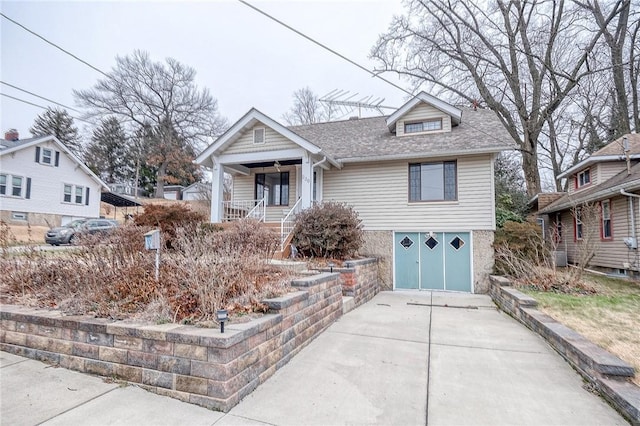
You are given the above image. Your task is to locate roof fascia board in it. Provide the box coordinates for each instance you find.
[386,92,462,129]
[558,154,640,179]
[540,179,640,213]
[219,148,309,165]
[337,146,509,164]
[1,135,109,190]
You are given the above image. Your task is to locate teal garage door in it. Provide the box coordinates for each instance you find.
[394,232,471,292]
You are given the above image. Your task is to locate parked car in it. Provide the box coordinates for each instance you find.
[45,219,118,245]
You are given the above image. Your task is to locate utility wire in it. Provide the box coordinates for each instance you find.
[0,12,109,78]
[1,81,82,113]
[237,0,511,147]
[237,0,413,98]
[1,93,96,125]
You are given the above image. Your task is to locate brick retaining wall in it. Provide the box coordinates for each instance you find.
[315,257,379,308]
[489,275,640,424]
[0,272,343,412]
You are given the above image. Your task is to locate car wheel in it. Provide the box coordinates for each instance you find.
[69,234,78,245]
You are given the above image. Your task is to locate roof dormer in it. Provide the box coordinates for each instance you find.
[386,92,462,136]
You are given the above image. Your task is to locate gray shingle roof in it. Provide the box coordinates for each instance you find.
[0,137,39,150]
[288,107,513,162]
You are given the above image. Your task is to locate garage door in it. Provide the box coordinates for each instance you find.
[394,232,471,292]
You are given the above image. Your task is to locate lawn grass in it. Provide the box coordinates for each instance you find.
[523,274,640,386]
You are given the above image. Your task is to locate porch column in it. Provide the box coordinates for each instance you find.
[211,155,224,223]
[300,152,313,209]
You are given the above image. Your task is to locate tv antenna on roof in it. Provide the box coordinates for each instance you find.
[319,89,397,119]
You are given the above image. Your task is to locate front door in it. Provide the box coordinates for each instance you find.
[394,231,472,292]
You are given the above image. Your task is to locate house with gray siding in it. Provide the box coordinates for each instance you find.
[537,133,640,275]
[196,92,512,293]
[0,134,109,227]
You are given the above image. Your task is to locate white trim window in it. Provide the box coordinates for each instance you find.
[577,169,591,188]
[63,183,85,204]
[0,174,6,195]
[253,128,266,145]
[404,118,442,134]
[11,175,23,197]
[41,148,53,165]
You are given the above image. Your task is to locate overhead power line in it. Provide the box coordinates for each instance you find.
[1,81,81,113]
[1,92,96,125]
[237,0,413,98]
[0,12,109,78]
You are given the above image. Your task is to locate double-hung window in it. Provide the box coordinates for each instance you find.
[63,184,73,203]
[409,161,457,201]
[11,176,23,197]
[255,172,289,206]
[577,169,591,188]
[602,200,612,239]
[75,186,84,204]
[41,148,52,165]
[0,174,6,195]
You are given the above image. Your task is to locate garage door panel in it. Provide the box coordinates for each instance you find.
[444,232,472,292]
[420,232,445,290]
[395,232,419,289]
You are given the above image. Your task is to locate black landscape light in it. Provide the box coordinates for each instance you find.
[329,262,335,273]
[216,309,228,333]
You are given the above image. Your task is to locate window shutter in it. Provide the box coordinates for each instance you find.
[55,151,60,167]
[35,147,41,163]
[26,178,32,199]
[85,187,90,205]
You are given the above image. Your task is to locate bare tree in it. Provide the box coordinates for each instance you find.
[283,87,335,125]
[372,0,625,197]
[74,50,227,197]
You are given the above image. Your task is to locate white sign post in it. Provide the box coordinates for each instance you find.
[144,229,161,281]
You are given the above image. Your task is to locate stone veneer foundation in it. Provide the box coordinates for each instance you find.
[0,259,380,413]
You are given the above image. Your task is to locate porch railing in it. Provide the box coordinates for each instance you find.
[222,198,266,222]
[280,197,303,250]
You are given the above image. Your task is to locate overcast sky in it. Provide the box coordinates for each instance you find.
[1,0,412,143]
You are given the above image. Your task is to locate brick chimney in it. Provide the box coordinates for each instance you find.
[4,129,19,141]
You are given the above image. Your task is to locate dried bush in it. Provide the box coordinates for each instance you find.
[0,220,291,324]
[292,202,363,259]
[494,220,597,294]
[133,203,206,248]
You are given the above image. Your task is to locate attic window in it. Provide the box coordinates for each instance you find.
[577,169,591,188]
[404,118,442,134]
[253,128,265,145]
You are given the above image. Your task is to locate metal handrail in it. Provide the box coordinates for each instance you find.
[246,196,266,221]
[280,197,303,250]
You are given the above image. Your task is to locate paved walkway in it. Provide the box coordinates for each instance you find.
[1,292,627,425]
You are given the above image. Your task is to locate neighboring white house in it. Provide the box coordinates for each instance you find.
[195,92,512,293]
[0,135,109,227]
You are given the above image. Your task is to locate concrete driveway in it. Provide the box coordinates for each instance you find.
[1,291,627,425]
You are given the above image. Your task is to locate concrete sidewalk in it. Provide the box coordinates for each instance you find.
[1,291,627,425]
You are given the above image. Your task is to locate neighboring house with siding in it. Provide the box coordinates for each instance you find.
[536,133,640,275]
[182,182,211,201]
[0,135,109,227]
[196,92,512,293]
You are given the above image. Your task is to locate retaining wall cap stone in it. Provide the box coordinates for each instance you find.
[291,272,339,287]
[262,291,308,310]
[502,287,538,307]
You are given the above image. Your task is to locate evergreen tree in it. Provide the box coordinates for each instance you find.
[84,117,132,183]
[30,107,82,154]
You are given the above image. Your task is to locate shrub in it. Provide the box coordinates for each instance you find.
[133,204,206,248]
[0,220,291,324]
[292,202,363,259]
